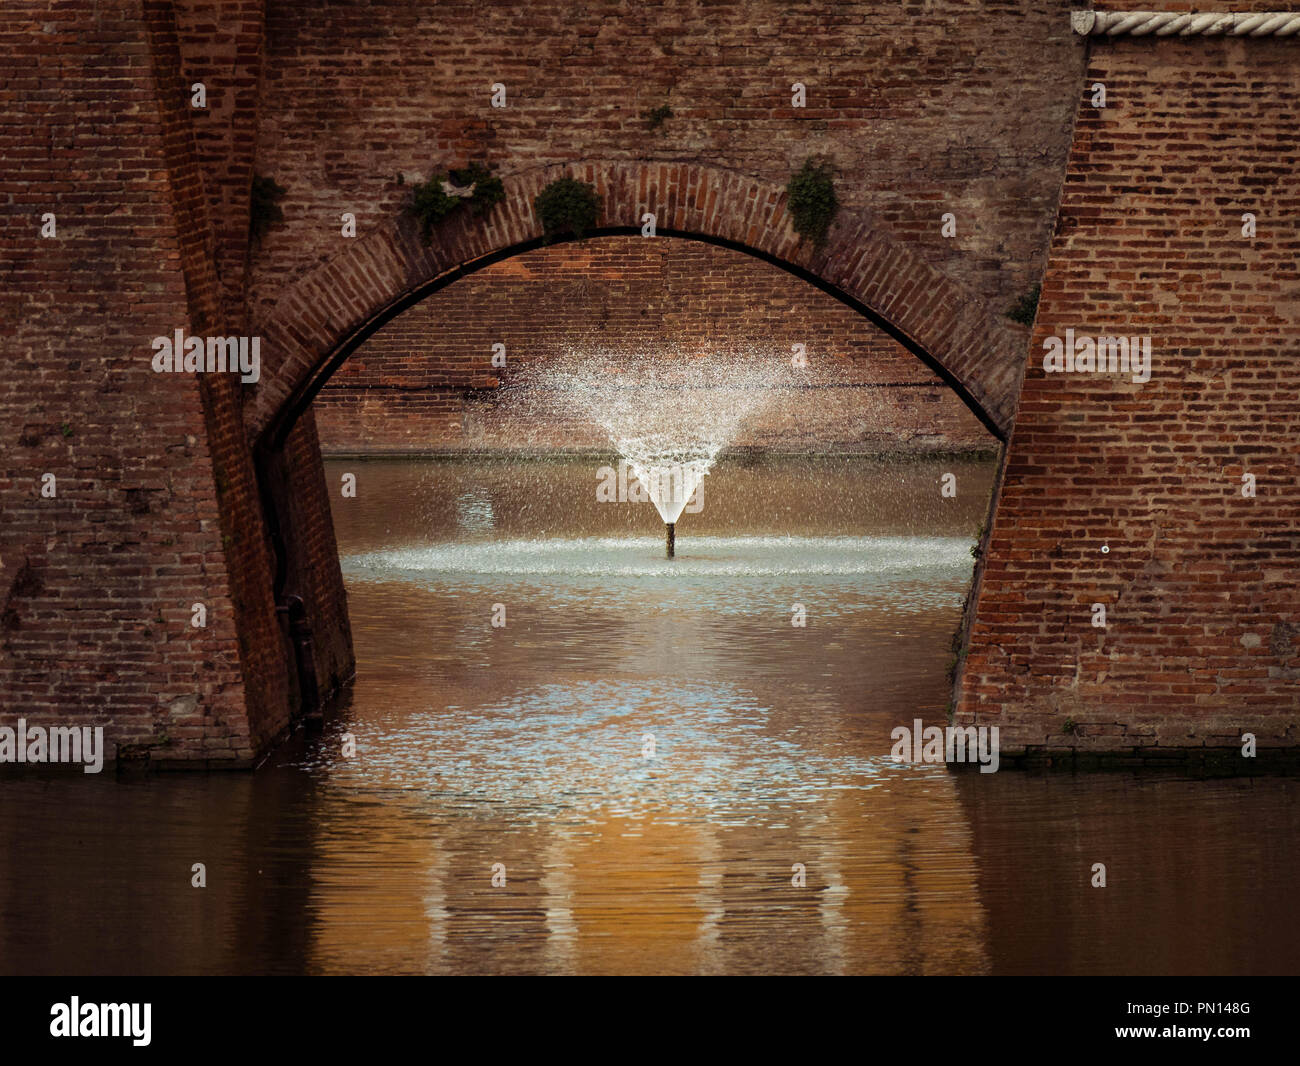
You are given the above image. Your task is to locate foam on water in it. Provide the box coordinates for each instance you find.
[342,534,974,580]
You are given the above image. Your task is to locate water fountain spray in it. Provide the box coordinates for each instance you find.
[628,456,710,559]
[503,345,802,558]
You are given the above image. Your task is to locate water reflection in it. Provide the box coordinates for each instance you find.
[0,457,1295,975]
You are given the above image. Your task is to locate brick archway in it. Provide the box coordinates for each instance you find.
[247,161,1028,446]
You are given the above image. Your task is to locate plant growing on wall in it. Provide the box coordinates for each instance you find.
[644,103,673,131]
[249,175,287,243]
[410,162,506,243]
[1007,284,1041,327]
[786,157,838,247]
[534,176,600,240]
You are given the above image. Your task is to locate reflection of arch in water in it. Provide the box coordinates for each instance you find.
[291,721,993,972]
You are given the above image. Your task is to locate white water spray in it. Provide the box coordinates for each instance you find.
[505,347,802,555]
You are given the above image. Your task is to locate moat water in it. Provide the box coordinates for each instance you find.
[0,456,1296,975]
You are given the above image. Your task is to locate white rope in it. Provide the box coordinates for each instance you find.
[1072,10,1300,36]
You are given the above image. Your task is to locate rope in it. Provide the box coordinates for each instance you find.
[1071,10,1300,36]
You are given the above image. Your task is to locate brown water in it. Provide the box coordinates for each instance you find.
[0,456,1296,975]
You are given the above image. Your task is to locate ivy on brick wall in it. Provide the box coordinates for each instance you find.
[1007,284,1041,327]
[786,157,838,248]
[249,175,287,243]
[644,103,673,131]
[410,162,506,243]
[534,176,600,241]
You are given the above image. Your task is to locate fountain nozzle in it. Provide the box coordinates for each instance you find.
[665,522,676,559]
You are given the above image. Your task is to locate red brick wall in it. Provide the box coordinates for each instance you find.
[8,1,1298,767]
[263,408,354,705]
[313,235,993,454]
[0,0,273,765]
[957,32,1300,756]
[248,0,1087,323]
[170,0,354,746]
[171,0,266,321]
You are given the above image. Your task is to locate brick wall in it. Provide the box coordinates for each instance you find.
[0,1,270,765]
[7,0,1298,767]
[956,32,1300,757]
[172,0,266,319]
[313,235,993,454]
[248,0,1086,323]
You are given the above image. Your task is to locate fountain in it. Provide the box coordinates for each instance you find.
[624,456,710,558]
[504,346,799,557]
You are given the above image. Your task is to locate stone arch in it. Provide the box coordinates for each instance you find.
[246,161,1028,446]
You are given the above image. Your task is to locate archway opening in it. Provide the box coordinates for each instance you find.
[251,222,1016,738]
[261,226,1009,453]
[248,233,1005,973]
